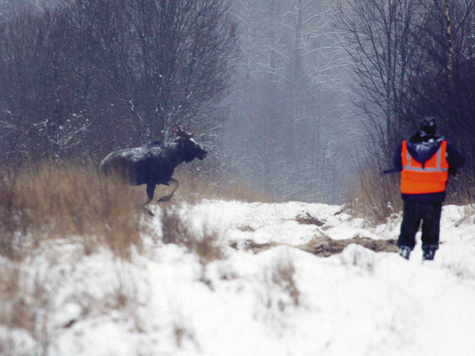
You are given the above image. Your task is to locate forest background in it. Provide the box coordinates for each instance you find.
[0,0,473,220]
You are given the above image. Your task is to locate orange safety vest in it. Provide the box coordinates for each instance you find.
[401,140,449,194]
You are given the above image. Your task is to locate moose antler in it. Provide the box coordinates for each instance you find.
[172,124,194,141]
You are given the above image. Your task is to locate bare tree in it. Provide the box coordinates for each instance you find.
[338,0,425,217]
[406,0,475,200]
[67,0,237,141]
[338,0,475,216]
[339,0,424,154]
[0,0,237,166]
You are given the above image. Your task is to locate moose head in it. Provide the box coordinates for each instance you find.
[172,124,208,162]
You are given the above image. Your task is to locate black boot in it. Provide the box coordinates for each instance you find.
[422,246,437,261]
[398,246,411,260]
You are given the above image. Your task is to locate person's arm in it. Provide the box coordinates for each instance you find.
[446,143,465,169]
[392,144,403,171]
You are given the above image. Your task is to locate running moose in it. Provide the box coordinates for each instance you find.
[100,124,208,214]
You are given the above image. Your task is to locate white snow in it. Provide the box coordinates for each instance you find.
[2,201,475,356]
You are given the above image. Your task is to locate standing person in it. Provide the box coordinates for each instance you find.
[392,117,465,261]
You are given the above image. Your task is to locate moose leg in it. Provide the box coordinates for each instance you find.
[158,179,179,202]
[145,183,156,204]
[144,183,156,216]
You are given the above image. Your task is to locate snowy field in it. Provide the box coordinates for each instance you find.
[3,200,475,356]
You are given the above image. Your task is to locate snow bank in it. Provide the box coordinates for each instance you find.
[1,201,474,356]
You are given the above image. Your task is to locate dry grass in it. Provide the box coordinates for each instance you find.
[0,162,144,260]
[172,169,276,203]
[160,205,224,265]
[0,161,151,353]
[299,236,398,257]
[0,262,29,331]
[348,166,402,222]
[0,259,53,355]
[295,212,325,226]
[0,253,146,355]
[0,162,270,354]
[256,254,301,328]
[159,204,224,288]
[269,256,300,308]
[451,177,475,224]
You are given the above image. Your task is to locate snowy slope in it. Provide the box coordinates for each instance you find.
[3,201,475,356]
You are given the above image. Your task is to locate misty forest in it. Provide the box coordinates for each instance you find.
[0,0,474,214]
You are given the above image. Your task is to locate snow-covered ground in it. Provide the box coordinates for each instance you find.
[2,200,475,356]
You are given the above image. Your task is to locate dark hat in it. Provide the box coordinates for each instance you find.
[420,117,437,134]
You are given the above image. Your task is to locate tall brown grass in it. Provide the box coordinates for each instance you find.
[348,165,402,223]
[0,162,144,260]
[172,169,276,203]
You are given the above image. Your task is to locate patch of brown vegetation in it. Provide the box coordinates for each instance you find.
[232,236,398,257]
[160,205,224,264]
[269,257,300,307]
[294,212,325,226]
[172,169,277,203]
[229,239,278,253]
[298,236,398,257]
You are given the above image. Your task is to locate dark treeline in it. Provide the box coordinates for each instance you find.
[0,0,236,167]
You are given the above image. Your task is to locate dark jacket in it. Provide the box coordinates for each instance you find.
[392,131,465,202]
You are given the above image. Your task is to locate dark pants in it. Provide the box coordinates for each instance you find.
[397,201,442,251]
